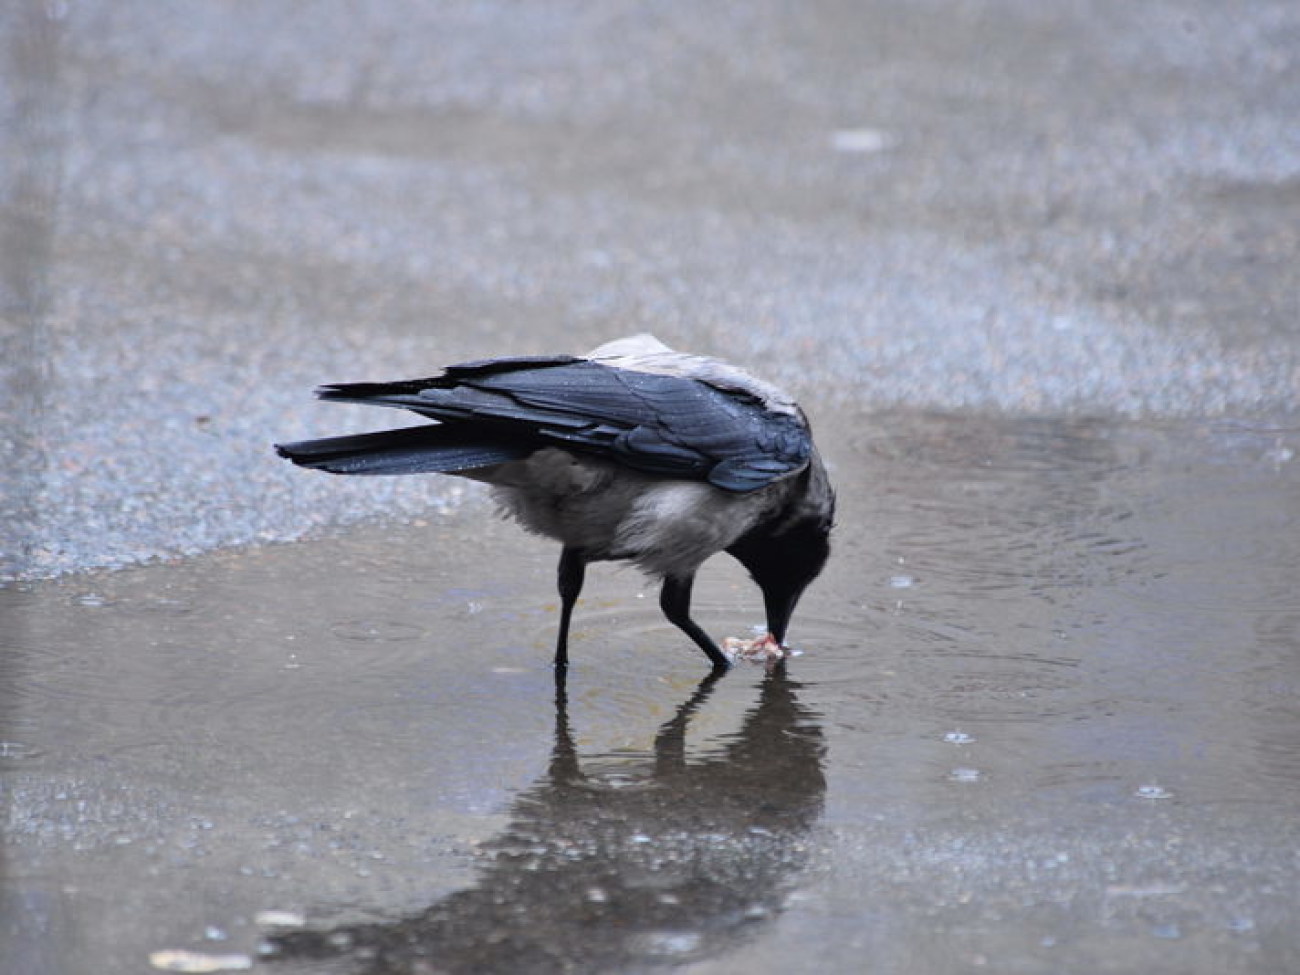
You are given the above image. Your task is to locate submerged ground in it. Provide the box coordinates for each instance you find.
[4,2,1300,973]
[6,412,1300,974]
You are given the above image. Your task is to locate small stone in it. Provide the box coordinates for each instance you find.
[254,910,305,928]
[1134,784,1173,800]
[148,949,253,972]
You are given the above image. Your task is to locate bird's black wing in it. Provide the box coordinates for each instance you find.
[315,357,810,492]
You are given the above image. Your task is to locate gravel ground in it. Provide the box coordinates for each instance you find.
[3,0,1299,579]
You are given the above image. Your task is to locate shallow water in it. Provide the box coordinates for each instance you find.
[4,410,1300,973]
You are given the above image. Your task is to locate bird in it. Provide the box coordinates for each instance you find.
[274,334,834,673]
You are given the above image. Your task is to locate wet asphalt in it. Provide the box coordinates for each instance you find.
[5,0,1300,581]
[4,1,1300,973]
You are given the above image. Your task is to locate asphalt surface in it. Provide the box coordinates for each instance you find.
[4,3,1300,975]
[6,412,1300,975]
[3,0,1299,580]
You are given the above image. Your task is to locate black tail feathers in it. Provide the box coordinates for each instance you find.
[274,425,529,476]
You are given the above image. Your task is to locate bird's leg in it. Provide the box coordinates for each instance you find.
[659,574,732,672]
[554,547,586,672]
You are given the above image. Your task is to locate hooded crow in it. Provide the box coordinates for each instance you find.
[275,335,834,673]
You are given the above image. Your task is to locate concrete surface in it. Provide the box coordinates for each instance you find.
[6,413,1300,974]
[3,0,1298,580]
[3,2,1300,973]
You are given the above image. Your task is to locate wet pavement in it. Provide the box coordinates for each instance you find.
[5,1,1300,973]
[5,0,1300,581]
[7,412,1300,973]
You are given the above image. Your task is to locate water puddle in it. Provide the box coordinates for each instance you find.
[4,410,1300,973]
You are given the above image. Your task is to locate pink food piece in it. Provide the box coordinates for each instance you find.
[722,632,788,665]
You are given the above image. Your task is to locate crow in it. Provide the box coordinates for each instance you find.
[275,335,834,673]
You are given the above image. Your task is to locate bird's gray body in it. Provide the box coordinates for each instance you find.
[469,334,824,579]
[482,448,798,578]
[276,334,833,673]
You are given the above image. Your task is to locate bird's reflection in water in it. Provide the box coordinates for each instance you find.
[268,668,825,973]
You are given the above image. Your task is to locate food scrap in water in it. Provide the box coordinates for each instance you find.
[722,633,788,665]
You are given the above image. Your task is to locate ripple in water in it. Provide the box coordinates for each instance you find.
[808,411,1300,807]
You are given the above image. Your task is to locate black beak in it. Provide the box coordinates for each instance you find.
[763,585,800,647]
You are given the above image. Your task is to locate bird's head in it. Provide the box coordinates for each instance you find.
[726,452,834,646]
